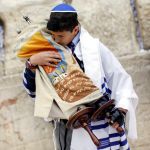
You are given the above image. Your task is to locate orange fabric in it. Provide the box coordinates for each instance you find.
[17,31,57,58]
[17,31,58,73]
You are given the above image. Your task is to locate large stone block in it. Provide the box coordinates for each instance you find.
[136,0,150,49]
[4,56,25,75]
[0,117,54,150]
[0,88,54,150]
[131,145,150,150]
[0,74,22,94]
[132,105,150,148]
[0,0,61,11]
[0,1,62,75]
[119,52,150,149]
[0,0,62,52]
[119,51,150,104]
[72,0,139,56]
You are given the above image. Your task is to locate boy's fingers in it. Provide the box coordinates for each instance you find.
[108,119,123,132]
[47,52,62,59]
[111,122,119,129]
[48,58,61,63]
[45,62,57,67]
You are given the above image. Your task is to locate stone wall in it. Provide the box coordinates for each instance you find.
[72,0,139,56]
[119,52,150,150]
[0,0,150,150]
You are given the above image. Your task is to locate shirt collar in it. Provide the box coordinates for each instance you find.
[71,28,81,47]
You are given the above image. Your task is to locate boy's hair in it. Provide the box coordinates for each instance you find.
[47,12,79,32]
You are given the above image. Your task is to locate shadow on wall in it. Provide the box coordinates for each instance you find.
[0,18,4,61]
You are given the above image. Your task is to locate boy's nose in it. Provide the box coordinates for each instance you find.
[55,40,62,45]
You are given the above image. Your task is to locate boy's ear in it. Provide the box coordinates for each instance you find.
[72,25,79,34]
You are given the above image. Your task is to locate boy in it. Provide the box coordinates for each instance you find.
[21,3,138,150]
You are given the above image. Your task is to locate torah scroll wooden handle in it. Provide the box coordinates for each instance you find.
[91,99,124,133]
[66,107,100,147]
[81,122,100,147]
[91,99,115,121]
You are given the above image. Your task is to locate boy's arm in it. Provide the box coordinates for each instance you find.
[22,51,62,99]
[23,67,36,98]
[99,42,138,139]
[99,43,138,110]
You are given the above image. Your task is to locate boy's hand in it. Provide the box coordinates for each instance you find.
[30,51,62,67]
[107,108,127,132]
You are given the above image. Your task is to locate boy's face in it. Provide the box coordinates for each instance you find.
[49,26,79,46]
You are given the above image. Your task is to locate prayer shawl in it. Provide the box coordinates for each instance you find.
[74,27,138,141]
[17,27,103,119]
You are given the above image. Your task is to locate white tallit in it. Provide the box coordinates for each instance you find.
[73,27,138,140]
